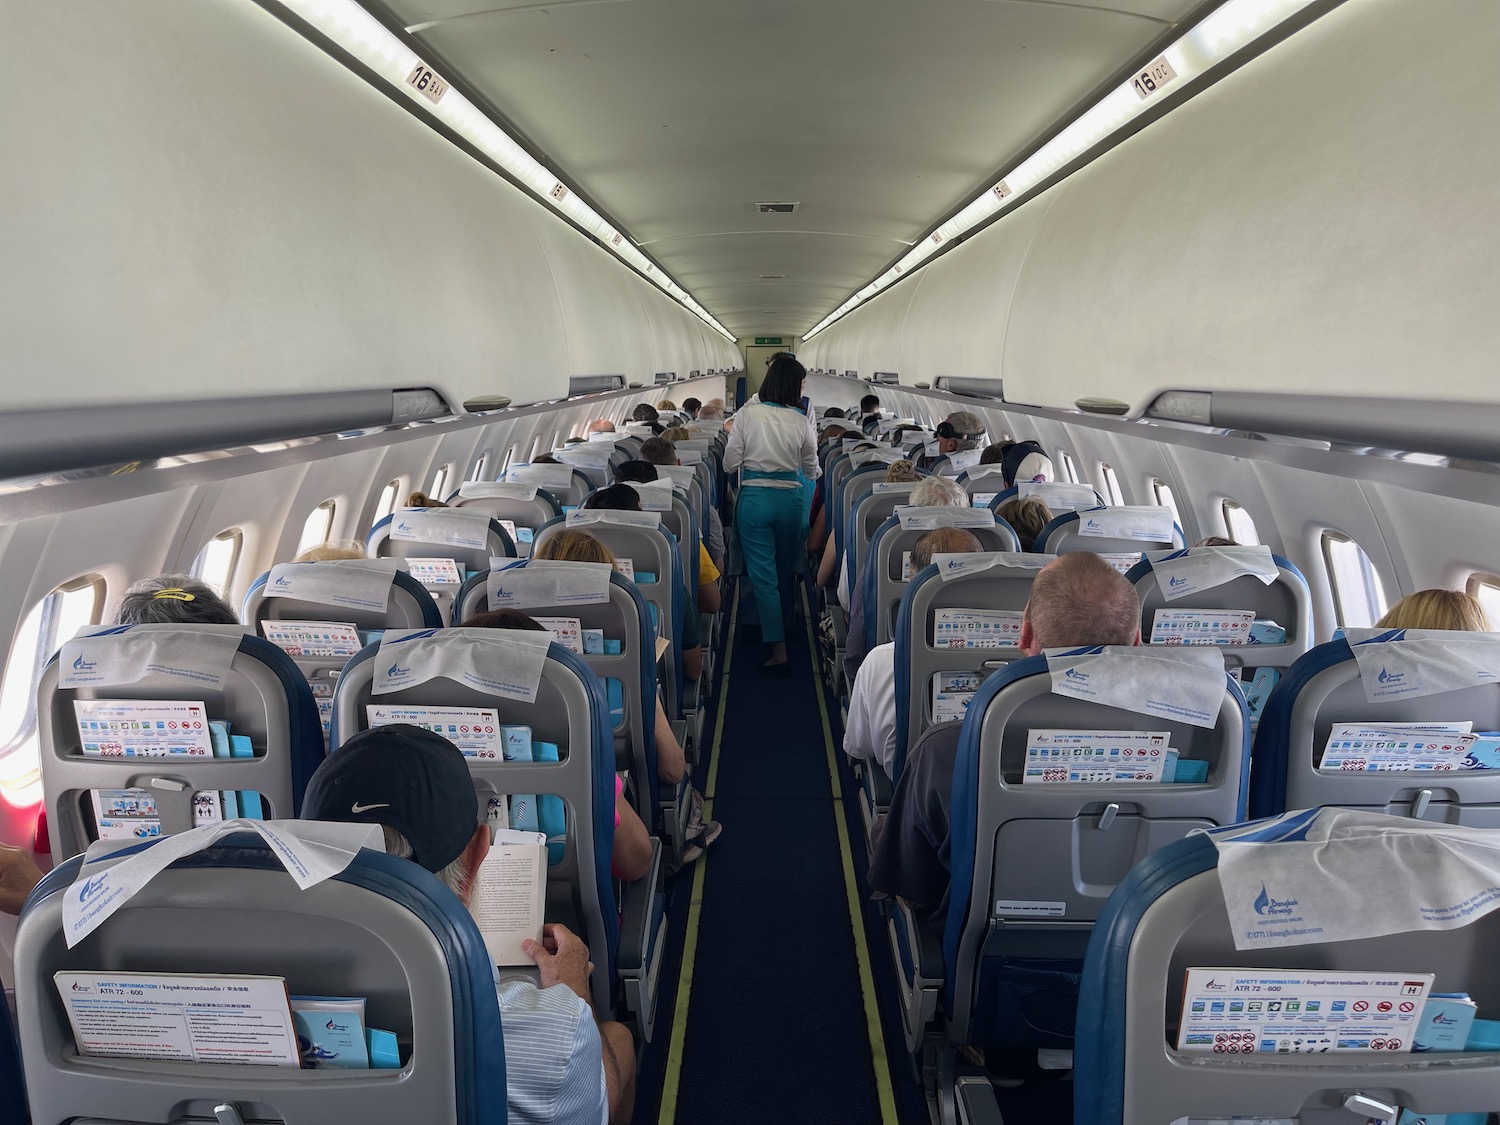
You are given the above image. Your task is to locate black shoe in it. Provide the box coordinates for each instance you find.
[758,660,792,678]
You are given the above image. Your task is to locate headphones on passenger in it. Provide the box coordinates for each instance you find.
[934,421,983,441]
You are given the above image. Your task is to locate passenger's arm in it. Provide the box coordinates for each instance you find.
[612,791,653,883]
[681,643,703,683]
[697,579,721,615]
[842,663,877,763]
[806,503,828,554]
[653,696,686,785]
[816,533,839,588]
[0,842,43,915]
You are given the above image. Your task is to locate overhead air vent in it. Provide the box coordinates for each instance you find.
[756,202,799,214]
[872,372,900,385]
[654,371,677,385]
[567,373,626,397]
[934,376,1005,401]
[844,370,859,379]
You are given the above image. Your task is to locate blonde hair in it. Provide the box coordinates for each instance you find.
[1375,589,1490,632]
[294,540,367,563]
[407,491,448,509]
[995,497,1053,552]
[884,460,922,484]
[661,426,692,443]
[656,400,677,412]
[535,529,617,566]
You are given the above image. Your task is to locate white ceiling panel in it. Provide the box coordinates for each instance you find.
[385,0,1204,336]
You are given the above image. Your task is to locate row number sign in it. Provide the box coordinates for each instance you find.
[1131,55,1178,100]
[992,180,1012,201]
[406,62,448,105]
[549,182,570,202]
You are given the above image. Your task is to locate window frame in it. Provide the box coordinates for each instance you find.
[1466,573,1500,629]
[1152,479,1181,529]
[429,464,452,501]
[190,528,244,599]
[375,479,403,523]
[1221,499,1261,546]
[1057,451,1079,484]
[472,452,490,482]
[296,499,338,557]
[1099,463,1125,506]
[1321,530,1389,629]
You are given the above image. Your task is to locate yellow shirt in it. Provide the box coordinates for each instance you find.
[698,544,721,585]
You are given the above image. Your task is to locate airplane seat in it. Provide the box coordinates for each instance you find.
[906,649,1248,1063]
[505,463,594,510]
[953,469,1008,508]
[1033,505,1184,558]
[36,624,324,864]
[330,630,656,1032]
[862,509,1021,657]
[1128,547,1313,732]
[243,560,443,748]
[15,831,507,1125]
[449,481,564,558]
[1073,823,1500,1125]
[367,508,516,622]
[987,481,1107,515]
[1249,630,1500,822]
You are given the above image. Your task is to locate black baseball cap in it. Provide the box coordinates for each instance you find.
[301,724,480,872]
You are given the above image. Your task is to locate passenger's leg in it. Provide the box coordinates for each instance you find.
[600,1019,637,1125]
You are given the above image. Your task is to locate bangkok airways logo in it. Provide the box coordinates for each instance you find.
[1064,668,1087,681]
[1432,1011,1460,1027]
[1377,666,1406,688]
[77,874,109,904]
[946,559,964,570]
[325,1018,349,1032]
[1253,885,1299,917]
[396,520,415,534]
[1168,575,1189,589]
[272,574,293,588]
[386,662,413,684]
[72,653,97,673]
[1085,518,1103,531]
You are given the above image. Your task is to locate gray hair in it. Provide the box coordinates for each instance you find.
[945,411,984,452]
[1025,553,1141,649]
[381,824,476,902]
[911,528,982,571]
[910,475,967,508]
[113,574,239,625]
[697,403,724,420]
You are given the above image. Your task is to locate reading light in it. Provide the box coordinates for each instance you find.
[272,0,735,344]
[802,0,1325,341]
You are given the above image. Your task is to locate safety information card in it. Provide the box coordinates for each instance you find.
[261,621,363,659]
[55,971,301,1066]
[1023,729,1171,784]
[932,671,983,723]
[367,704,503,760]
[1150,609,1255,646]
[1319,722,1477,773]
[405,557,463,585]
[533,616,583,654]
[74,700,213,758]
[1176,968,1434,1054]
[933,608,1023,650]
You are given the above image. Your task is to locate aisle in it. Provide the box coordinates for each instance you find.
[644,579,916,1125]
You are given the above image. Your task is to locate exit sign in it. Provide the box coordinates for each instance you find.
[754,337,783,346]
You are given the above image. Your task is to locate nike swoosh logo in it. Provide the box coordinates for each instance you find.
[350,802,390,814]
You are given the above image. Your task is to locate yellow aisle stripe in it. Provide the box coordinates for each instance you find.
[800,586,900,1125]
[657,588,737,1125]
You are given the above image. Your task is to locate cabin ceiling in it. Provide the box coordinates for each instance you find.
[382,0,1203,339]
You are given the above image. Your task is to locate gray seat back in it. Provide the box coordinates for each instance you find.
[955,469,1009,508]
[451,483,564,558]
[369,509,516,621]
[845,482,920,599]
[506,462,593,509]
[1036,506,1185,555]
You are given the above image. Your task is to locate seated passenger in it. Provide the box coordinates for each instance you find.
[630,404,660,429]
[532,453,563,465]
[1195,536,1238,548]
[918,411,984,470]
[531,530,720,867]
[302,724,635,1125]
[697,400,725,421]
[681,397,701,420]
[638,437,726,571]
[659,426,691,444]
[1376,589,1491,631]
[816,460,942,595]
[843,528,983,779]
[582,486,705,686]
[293,540,367,563]
[858,393,882,434]
[113,574,239,625]
[656,400,676,413]
[0,841,43,915]
[839,475,969,682]
[994,496,1052,552]
[997,439,1052,487]
[587,419,616,435]
[407,490,448,508]
[457,607,653,884]
[612,460,721,613]
[868,552,1141,935]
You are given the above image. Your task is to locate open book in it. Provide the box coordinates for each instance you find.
[472,829,547,966]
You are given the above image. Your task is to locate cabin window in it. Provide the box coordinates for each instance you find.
[0,577,105,789]
[1100,463,1124,506]
[1153,480,1181,529]
[472,453,490,481]
[1322,532,1389,629]
[375,479,403,523]
[529,435,546,462]
[502,445,518,474]
[191,530,243,599]
[296,500,337,558]
[1057,452,1079,484]
[1465,574,1500,630]
[1221,500,1261,546]
[430,464,452,501]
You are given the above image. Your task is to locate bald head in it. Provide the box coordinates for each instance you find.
[911,527,983,571]
[1021,552,1141,655]
[587,419,615,434]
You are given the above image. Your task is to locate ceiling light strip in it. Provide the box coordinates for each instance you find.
[802,0,1324,341]
[273,0,735,342]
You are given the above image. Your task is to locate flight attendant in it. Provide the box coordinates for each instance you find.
[724,355,820,674]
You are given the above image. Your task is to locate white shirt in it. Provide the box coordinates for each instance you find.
[722,402,820,488]
[844,642,898,780]
[495,977,608,1125]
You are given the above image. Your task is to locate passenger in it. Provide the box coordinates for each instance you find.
[302,724,636,1125]
[843,529,984,779]
[1375,589,1491,631]
[997,439,1052,487]
[630,404,660,426]
[656,400,677,413]
[868,552,1141,935]
[919,411,984,470]
[407,490,448,508]
[681,397,701,420]
[531,531,721,867]
[884,459,922,484]
[805,429,858,555]
[565,436,587,445]
[978,443,1006,466]
[612,459,723,612]
[637,437,725,567]
[994,496,1052,552]
[698,400,725,421]
[723,356,820,675]
[112,574,239,625]
[532,453,563,465]
[858,393,882,434]
[581,486,705,685]
[587,419,616,435]
[1195,536,1238,547]
[0,841,43,915]
[457,607,653,884]
[659,426,691,444]
[293,540,367,563]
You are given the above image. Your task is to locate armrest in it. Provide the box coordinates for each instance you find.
[895,898,945,985]
[617,837,664,974]
[827,606,847,646]
[954,1077,1004,1125]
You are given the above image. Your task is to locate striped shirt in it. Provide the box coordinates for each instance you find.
[496,977,608,1125]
